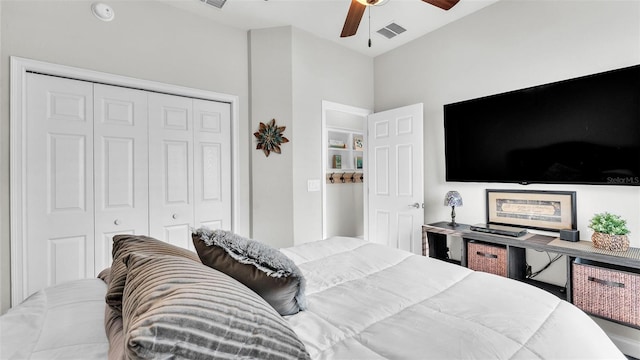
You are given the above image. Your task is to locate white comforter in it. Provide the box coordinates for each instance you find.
[0,236,626,359]
[0,279,108,359]
[282,237,625,359]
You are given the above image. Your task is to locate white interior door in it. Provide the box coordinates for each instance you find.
[25,73,95,298]
[148,93,195,250]
[367,103,424,253]
[93,84,149,273]
[193,99,232,231]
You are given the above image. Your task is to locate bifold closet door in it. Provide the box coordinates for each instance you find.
[93,84,149,272]
[193,99,232,231]
[25,73,95,297]
[148,93,195,249]
[20,71,234,302]
[148,94,233,250]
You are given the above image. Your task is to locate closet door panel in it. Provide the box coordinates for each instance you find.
[149,93,194,250]
[193,99,232,231]
[25,73,94,299]
[94,84,149,273]
[48,134,87,212]
[165,140,190,203]
[163,224,193,250]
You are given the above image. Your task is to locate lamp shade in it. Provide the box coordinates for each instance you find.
[444,191,463,207]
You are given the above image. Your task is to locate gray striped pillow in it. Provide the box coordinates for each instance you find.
[97,267,125,360]
[122,252,311,360]
[106,234,200,314]
[104,302,125,360]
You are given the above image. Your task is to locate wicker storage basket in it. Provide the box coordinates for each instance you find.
[467,242,507,277]
[572,259,640,328]
[591,232,629,252]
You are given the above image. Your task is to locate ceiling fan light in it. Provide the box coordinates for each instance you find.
[355,0,390,6]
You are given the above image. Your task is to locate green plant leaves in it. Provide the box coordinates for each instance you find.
[588,212,630,235]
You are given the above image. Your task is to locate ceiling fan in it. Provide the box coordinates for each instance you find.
[340,0,461,38]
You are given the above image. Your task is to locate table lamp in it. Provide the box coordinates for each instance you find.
[444,191,463,227]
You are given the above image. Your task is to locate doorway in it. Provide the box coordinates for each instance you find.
[321,101,424,253]
[321,101,371,240]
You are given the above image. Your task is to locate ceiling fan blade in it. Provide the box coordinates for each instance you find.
[340,0,367,38]
[422,0,460,11]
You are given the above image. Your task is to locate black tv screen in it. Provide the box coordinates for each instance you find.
[444,64,640,186]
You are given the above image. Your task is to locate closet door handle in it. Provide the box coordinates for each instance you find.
[114,219,121,225]
[172,214,178,219]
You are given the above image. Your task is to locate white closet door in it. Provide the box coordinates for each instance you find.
[25,73,95,298]
[193,99,232,231]
[93,84,149,273]
[148,93,195,250]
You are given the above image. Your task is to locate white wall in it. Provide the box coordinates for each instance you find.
[291,28,373,244]
[374,0,640,355]
[0,0,251,314]
[375,0,640,238]
[0,0,4,315]
[249,26,295,248]
[249,26,373,247]
[326,183,364,237]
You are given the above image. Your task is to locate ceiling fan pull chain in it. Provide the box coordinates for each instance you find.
[368,6,372,48]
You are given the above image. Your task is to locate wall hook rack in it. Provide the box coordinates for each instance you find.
[326,171,364,184]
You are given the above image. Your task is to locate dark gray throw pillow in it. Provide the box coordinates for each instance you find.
[191,228,307,316]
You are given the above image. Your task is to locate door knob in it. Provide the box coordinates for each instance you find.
[172,214,178,219]
[114,219,121,225]
[409,203,420,209]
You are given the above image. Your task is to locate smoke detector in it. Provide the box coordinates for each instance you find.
[200,0,227,9]
[91,3,115,22]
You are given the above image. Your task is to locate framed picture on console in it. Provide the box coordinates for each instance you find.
[486,189,576,231]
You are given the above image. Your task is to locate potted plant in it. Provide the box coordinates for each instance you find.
[588,212,630,252]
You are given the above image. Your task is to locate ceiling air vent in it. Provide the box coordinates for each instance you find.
[200,0,227,9]
[377,22,407,39]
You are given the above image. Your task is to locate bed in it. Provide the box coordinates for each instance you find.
[0,234,626,359]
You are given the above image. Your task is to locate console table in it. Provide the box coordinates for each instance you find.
[422,221,640,329]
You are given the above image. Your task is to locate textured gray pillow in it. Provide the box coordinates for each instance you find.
[192,228,307,316]
[122,252,310,360]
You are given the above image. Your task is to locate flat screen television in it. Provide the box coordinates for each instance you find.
[444,64,640,186]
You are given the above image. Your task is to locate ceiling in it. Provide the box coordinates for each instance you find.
[159,0,500,57]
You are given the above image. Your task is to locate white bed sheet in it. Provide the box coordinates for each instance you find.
[0,278,108,359]
[282,237,626,359]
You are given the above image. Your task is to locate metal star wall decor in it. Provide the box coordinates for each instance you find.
[254,119,289,157]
